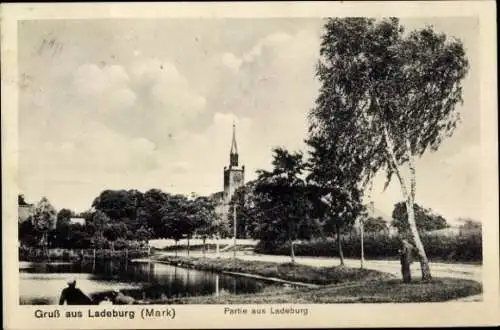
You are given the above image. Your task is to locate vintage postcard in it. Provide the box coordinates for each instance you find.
[2,1,499,329]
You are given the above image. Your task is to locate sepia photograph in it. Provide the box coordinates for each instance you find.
[2,1,499,329]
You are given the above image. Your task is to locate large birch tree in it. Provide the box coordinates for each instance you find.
[308,18,469,280]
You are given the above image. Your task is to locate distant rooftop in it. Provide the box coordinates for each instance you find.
[69,217,86,225]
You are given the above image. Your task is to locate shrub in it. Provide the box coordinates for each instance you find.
[114,238,128,250]
[91,236,110,249]
[255,231,482,263]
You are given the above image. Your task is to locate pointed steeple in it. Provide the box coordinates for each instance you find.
[230,122,238,154]
[229,121,239,167]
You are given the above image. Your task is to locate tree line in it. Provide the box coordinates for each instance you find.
[19,185,462,253]
[18,191,223,251]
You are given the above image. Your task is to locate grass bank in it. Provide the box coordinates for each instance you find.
[152,255,393,285]
[146,277,482,304]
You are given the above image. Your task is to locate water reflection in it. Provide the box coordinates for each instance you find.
[20,260,265,305]
[215,274,220,297]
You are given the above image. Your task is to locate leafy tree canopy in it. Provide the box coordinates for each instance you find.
[32,197,57,233]
[310,18,469,186]
[253,147,321,244]
[392,201,449,235]
[364,216,389,233]
[56,208,73,228]
[92,189,144,224]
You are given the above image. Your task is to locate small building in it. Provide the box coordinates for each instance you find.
[425,227,461,237]
[388,226,399,237]
[18,205,34,223]
[69,217,86,225]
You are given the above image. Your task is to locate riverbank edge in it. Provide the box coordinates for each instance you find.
[148,254,395,285]
[138,256,482,304]
[146,258,321,288]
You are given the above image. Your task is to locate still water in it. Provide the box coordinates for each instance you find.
[20,260,266,305]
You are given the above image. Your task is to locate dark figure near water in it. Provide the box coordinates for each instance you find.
[399,239,415,283]
[59,278,93,305]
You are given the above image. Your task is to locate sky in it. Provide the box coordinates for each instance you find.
[18,17,480,224]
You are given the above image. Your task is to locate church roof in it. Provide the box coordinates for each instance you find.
[210,191,224,201]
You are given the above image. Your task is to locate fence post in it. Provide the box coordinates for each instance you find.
[216,235,220,258]
[215,274,220,297]
[360,219,364,269]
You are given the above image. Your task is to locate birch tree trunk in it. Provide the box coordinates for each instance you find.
[404,197,431,280]
[383,128,432,280]
[360,219,364,269]
[406,149,432,280]
[361,180,374,269]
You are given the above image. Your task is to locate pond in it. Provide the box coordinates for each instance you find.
[19,260,267,305]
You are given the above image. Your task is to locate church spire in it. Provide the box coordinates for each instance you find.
[229,121,239,167]
[230,122,238,154]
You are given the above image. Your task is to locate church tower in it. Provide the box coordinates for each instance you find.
[223,122,245,204]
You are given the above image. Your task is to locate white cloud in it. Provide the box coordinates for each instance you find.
[21,121,161,176]
[29,58,209,149]
[208,29,321,172]
[126,58,207,141]
[221,53,243,73]
[171,112,253,194]
[243,33,294,62]
[71,64,136,113]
